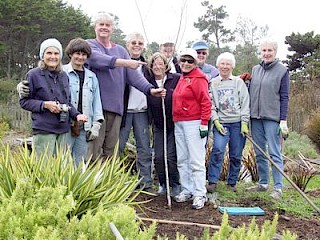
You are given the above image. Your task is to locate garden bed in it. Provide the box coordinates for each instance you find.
[135,190,320,239]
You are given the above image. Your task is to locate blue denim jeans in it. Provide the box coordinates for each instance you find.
[174,120,207,197]
[251,119,283,189]
[119,112,153,188]
[66,128,88,166]
[208,121,245,185]
[154,127,180,188]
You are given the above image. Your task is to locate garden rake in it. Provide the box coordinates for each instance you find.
[246,134,320,214]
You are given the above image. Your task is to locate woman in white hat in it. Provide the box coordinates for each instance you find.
[172,48,211,209]
[19,38,87,157]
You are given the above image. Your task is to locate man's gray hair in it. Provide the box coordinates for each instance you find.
[92,11,114,26]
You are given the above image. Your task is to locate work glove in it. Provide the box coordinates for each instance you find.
[199,124,209,138]
[239,72,251,81]
[86,122,102,142]
[17,80,30,98]
[214,120,226,135]
[241,122,249,137]
[278,120,289,140]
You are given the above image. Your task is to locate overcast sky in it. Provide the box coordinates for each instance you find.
[65,0,320,61]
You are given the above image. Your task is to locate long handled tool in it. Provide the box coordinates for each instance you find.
[162,96,172,208]
[246,134,320,214]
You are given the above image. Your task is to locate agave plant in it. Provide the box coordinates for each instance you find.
[0,143,142,217]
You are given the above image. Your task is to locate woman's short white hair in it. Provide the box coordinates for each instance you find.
[259,39,278,54]
[92,11,114,26]
[126,32,144,44]
[216,52,236,68]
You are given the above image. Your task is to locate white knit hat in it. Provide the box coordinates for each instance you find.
[39,38,63,60]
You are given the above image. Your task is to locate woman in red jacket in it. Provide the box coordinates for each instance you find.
[172,48,211,210]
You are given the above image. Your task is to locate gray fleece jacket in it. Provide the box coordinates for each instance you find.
[210,75,250,124]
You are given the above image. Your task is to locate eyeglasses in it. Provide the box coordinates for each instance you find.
[131,41,144,46]
[180,58,195,64]
[197,51,207,55]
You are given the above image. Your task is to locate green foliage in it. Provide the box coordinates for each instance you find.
[0,0,93,79]
[213,179,320,218]
[0,179,157,239]
[178,213,298,240]
[233,44,260,74]
[284,31,320,78]
[283,131,319,159]
[273,190,317,216]
[283,132,319,192]
[0,144,141,217]
[304,109,320,150]
[305,175,320,190]
[194,2,235,48]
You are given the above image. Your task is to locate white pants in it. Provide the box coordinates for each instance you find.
[174,120,207,197]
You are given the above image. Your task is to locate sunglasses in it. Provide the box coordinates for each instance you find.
[197,51,207,55]
[180,58,195,64]
[131,41,144,46]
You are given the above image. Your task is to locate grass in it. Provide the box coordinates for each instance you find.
[213,176,320,218]
[304,175,320,190]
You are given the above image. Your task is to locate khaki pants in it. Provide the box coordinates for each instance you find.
[33,132,68,158]
[87,111,122,161]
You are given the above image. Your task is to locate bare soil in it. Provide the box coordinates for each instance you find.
[135,191,320,240]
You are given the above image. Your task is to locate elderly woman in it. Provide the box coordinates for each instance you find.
[63,38,104,165]
[19,38,87,157]
[247,40,290,200]
[207,52,250,193]
[119,32,153,192]
[172,48,211,210]
[146,52,181,196]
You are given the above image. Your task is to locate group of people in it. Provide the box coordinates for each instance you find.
[17,11,290,210]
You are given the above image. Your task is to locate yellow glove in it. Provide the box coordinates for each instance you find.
[214,120,226,135]
[241,122,249,137]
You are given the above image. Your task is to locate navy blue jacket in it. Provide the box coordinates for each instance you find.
[20,67,79,134]
[147,72,181,131]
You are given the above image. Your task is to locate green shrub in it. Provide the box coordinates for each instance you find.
[0,179,156,239]
[0,144,142,217]
[173,212,297,240]
[283,131,319,159]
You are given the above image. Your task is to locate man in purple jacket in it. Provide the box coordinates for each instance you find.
[86,12,166,162]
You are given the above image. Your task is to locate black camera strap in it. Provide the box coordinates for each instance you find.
[44,70,68,103]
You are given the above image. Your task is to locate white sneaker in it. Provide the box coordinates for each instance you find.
[192,196,207,209]
[174,192,193,203]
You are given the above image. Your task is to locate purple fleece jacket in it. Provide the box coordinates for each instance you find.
[86,39,154,116]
